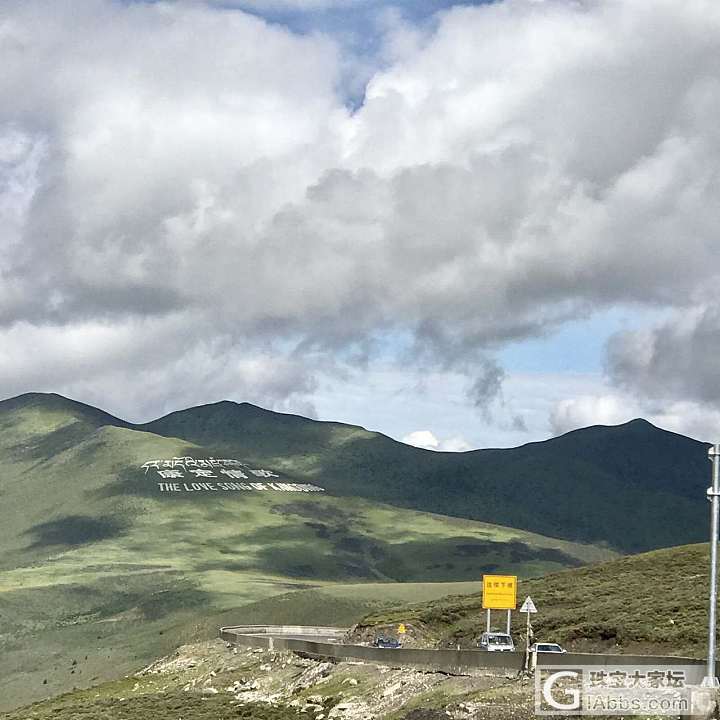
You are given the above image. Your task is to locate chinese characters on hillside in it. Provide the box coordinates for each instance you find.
[140,457,325,493]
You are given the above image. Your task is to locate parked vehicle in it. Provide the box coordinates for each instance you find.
[373,635,401,649]
[477,632,515,652]
[530,642,566,654]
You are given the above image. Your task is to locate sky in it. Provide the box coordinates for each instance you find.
[1,0,720,450]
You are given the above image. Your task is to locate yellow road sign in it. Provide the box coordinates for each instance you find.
[482,574,517,609]
[398,623,406,634]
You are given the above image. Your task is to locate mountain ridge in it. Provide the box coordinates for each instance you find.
[1,391,131,429]
[0,390,710,711]
[3,391,702,453]
[0,394,614,711]
[0,391,711,552]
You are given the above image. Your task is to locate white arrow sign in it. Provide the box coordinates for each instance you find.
[519,596,537,613]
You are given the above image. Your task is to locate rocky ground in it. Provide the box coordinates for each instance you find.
[2,639,536,720]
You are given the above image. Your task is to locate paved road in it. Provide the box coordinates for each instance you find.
[243,632,345,643]
[221,624,710,677]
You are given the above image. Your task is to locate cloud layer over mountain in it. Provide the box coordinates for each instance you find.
[1,0,719,438]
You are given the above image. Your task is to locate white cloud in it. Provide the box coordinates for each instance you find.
[402,430,440,450]
[549,392,720,442]
[550,395,638,436]
[0,318,320,422]
[2,0,720,433]
[226,0,363,9]
[439,435,473,452]
[401,429,472,452]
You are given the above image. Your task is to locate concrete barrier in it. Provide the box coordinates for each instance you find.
[537,652,706,669]
[221,625,714,679]
[222,625,346,637]
[221,625,347,644]
[221,626,524,674]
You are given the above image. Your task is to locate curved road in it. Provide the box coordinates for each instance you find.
[220,624,710,682]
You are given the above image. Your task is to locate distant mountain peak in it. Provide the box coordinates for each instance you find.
[554,417,671,442]
[146,399,301,425]
[611,417,707,442]
[624,417,654,427]
[0,392,128,427]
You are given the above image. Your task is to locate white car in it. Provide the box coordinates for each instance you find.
[530,642,566,654]
[477,632,515,652]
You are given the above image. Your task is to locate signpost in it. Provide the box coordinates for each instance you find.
[520,595,537,671]
[704,445,720,688]
[520,596,537,613]
[483,575,517,634]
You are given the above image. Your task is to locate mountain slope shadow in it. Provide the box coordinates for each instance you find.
[24,514,128,548]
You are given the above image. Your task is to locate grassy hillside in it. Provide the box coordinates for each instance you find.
[357,543,714,658]
[141,399,710,553]
[0,392,711,716]
[0,392,610,711]
[4,392,710,554]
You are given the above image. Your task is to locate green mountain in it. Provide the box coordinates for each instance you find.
[0,392,612,712]
[140,398,710,553]
[0,391,712,711]
[5,391,710,555]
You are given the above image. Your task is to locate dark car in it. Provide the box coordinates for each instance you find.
[373,635,401,649]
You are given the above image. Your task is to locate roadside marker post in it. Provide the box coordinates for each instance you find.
[519,595,537,672]
[703,444,720,688]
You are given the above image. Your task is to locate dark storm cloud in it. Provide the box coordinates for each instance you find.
[607,304,720,405]
[468,358,505,410]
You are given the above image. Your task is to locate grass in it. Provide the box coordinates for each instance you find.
[140,397,711,553]
[0,397,614,712]
[206,581,492,630]
[5,392,713,554]
[5,392,707,713]
[0,692,307,720]
[357,543,715,657]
